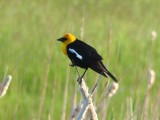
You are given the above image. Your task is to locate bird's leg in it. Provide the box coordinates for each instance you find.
[81,68,88,78]
[69,63,75,67]
[70,59,76,67]
[77,68,88,84]
[77,77,82,84]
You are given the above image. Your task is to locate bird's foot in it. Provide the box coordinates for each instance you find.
[77,77,83,84]
[69,63,75,67]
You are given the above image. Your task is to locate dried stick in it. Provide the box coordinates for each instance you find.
[76,78,98,120]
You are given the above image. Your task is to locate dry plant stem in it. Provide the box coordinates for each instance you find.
[101,96,109,120]
[152,90,160,120]
[80,17,85,40]
[149,31,156,66]
[107,20,112,62]
[92,76,99,102]
[129,97,133,120]
[77,98,89,120]
[126,97,133,120]
[0,75,12,98]
[140,31,157,120]
[99,81,108,100]
[141,86,150,120]
[61,67,70,120]
[49,75,57,119]
[70,82,78,119]
[38,41,54,120]
[141,69,156,119]
[77,78,98,120]
[91,74,102,95]
[71,102,82,119]
[100,82,118,120]
[73,75,102,119]
[88,102,98,120]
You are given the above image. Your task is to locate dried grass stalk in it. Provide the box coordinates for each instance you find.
[70,102,82,119]
[0,75,12,98]
[147,68,155,89]
[107,82,119,97]
[61,67,70,120]
[76,78,98,120]
[151,31,157,41]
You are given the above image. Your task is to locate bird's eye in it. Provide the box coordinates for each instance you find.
[62,38,67,41]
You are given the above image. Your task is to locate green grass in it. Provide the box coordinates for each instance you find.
[0,0,160,119]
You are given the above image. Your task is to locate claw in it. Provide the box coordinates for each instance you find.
[69,63,75,67]
[77,77,82,84]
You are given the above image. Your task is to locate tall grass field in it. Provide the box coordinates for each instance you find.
[0,0,159,120]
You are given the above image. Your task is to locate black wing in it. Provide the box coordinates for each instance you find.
[67,39,103,62]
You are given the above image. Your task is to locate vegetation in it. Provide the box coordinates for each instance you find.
[0,0,159,119]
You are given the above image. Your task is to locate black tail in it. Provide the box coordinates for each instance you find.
[105,70,118,83]
[90,61,118,83]
[99,61,118,83]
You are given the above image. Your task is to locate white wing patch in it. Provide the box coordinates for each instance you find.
[69,48,83,60]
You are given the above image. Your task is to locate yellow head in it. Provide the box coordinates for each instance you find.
[57,33,76,45]
[57,33,77,55]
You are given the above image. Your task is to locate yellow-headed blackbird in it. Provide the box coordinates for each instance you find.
[57,33,118,83]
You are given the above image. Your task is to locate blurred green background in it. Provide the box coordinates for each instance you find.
[0,0,159,120]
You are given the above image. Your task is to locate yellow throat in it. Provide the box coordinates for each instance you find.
[61,33,76,55]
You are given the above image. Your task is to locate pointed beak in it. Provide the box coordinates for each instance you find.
[57,37,67,42]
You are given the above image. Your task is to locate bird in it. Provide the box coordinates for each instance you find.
[57,33,118,83]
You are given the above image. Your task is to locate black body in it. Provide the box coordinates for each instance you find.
[67,39,118,83]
